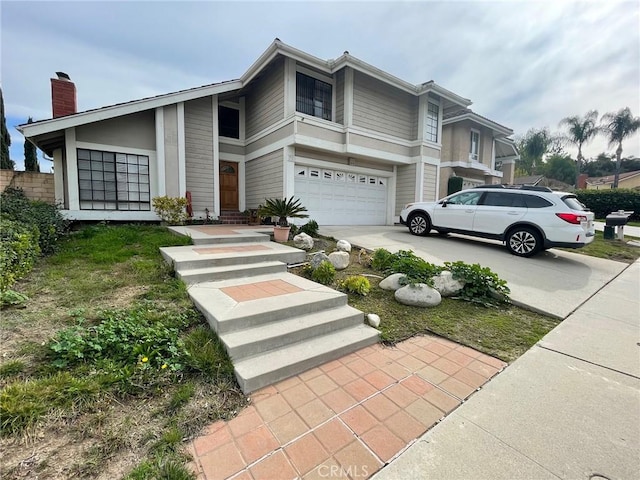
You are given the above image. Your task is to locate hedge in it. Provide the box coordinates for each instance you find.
[0,218,40,292]
[574,189,640,221]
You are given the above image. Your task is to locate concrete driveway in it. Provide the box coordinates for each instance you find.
[320,225,628,319]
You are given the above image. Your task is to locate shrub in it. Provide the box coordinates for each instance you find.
[574,189,640,221]
[444,261,510,305]
[340,275,371,296]
[312,261,335,285]
[1,187,68,255]
[152,196,189,225]
[0,218,40,292]
[298,220,319,237]
[447,176,463,195]
[371,248,395,271]
[371,249,442,285]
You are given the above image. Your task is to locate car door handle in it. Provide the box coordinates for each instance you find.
[465,209,475,213]
[507,211,520,215]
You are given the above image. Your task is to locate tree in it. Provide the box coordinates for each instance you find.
[558,110,599,187]
[0,87,13,170]
[539,154,576,185]
[515,128,554,175]
[23,117,39,172]
[600,107,640,188]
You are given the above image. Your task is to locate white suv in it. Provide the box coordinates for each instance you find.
[400,186,595,257]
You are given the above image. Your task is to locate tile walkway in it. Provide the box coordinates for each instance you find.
[221,280,304,302]
[186,335,506,480]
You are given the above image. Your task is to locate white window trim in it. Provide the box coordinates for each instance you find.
[424,99,441,144]
[470,129,480,162]
[295,64,336,123]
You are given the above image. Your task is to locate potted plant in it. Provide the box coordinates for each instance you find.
[258,197,309,242]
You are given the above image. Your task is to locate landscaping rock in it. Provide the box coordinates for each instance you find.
[336,240,352,253]
[328,251,350,270]
[395,283,442,307]
[293,232,314,250]
[309,252,330,269]
[367,313,381,328]
[379,273,407,291]
[431,271,465,297]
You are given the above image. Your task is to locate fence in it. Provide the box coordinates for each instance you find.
[0,170,55,204]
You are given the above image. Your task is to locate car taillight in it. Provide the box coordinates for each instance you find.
[556,213,587,224]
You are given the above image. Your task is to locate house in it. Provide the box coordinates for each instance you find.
[586,170,640,190]
[513,175,573,191]
[18,40,518,225]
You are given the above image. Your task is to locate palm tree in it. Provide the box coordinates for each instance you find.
[558,110,599,188]
[601,107,640,188]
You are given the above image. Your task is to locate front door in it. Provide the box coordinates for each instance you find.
[219,161,239,210]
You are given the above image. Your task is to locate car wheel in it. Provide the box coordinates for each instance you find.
[408,213,431,236]
[506,227,542,257]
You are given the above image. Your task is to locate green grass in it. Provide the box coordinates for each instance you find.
[560,231,640,263]
[1,224,245,479]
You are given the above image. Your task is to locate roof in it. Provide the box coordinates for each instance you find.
[586,170,640,185]
[513,175,544,186]
[18,39,473,139]
[442,107,513,136]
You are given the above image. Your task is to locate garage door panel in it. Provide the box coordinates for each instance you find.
[294,165,388,225]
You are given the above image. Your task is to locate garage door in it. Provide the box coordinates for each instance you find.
[294,165,388,225]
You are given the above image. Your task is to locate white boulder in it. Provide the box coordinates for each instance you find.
[336,240,352,253]
[379,273,407,291]
[395,283,442,307]
[367,313,381,328]
[431,271,465,297]
[293,232,314,250]
[328,251,350,270]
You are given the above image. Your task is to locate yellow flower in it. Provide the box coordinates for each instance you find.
[161,364,168,369]
[141,356,148,363]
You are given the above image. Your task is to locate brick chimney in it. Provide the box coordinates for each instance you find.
[51,72,77,118]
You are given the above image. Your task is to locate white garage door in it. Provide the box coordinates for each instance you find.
[294,165,388,225]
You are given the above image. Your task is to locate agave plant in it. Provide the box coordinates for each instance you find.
[258,197,309,227]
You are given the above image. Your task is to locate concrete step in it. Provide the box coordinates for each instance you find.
[191,234,269,245]
[222,305,364,360]
[167,226,273,245]
[178,261,287,284]
[189,277,349,334]
[234,324,380,393]
[160,243,306,270]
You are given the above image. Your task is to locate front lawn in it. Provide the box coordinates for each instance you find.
[0,224,246,480]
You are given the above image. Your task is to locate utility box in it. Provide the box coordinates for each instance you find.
[605,210,634,240]
[603,225,615,240]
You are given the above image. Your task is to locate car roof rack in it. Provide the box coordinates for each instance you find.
[473,184,505,188]
[519,186,553,192]
[472,184,553,193]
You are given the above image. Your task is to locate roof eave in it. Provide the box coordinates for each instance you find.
[443,112,513,136]
[18,79,243,137]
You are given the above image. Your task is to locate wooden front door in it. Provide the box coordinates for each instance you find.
[219,161,239,210]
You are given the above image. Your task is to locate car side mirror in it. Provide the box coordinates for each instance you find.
[441,201,448,207]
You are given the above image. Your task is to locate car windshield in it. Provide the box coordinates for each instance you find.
[562,195,588,211]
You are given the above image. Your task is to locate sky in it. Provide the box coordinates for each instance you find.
[1,0,639,172]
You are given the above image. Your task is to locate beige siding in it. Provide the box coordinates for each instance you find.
[76,110,155,151]
[481,127,493,165]
[184,97,214,213]
[438,166,454,198]
[395,163,416,216]
[295,148,348,165]
[245,57,285,139]
[246,123,294,154]
[349,133,412,156]
[297,122,344,144]
[219,142,245,156]
[423,164,437,202]
[335,69,345,125]
[163,105,180,197]
[245,149,283,208]
[352,71,418,141]
[441,125,454,162]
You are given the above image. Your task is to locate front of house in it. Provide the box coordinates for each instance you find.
[19,40,518,225]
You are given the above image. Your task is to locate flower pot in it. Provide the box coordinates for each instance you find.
[273,226,291,242]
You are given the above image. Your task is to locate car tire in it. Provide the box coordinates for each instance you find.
[506,227,542,257]
[408,213,431,236]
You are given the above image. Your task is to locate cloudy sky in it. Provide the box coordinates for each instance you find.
[2,0,639,172]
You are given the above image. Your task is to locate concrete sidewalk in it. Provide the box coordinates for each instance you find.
[373,259,640,480]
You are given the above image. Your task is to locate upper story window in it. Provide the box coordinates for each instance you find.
[77,148,150,211]
[470,130,480,161]
[424,102,439,142]
[296,72,332,121]
[219,105,240,139]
